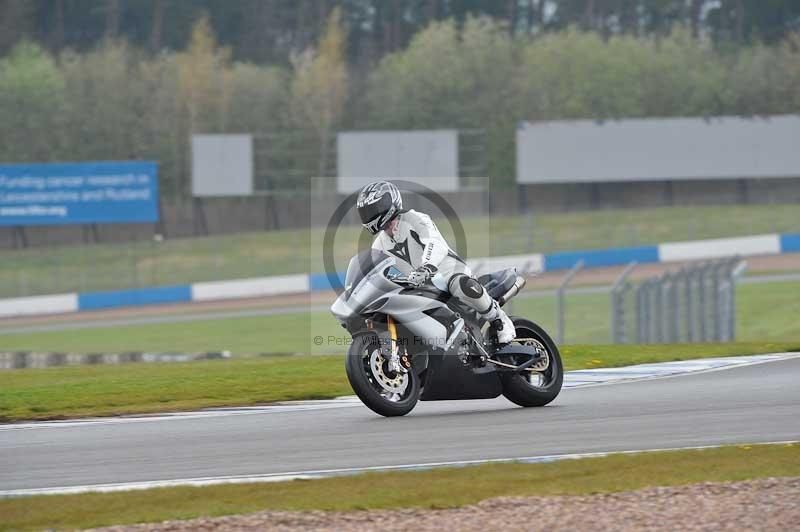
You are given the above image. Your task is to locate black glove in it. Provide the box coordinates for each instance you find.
[407,264,437,287]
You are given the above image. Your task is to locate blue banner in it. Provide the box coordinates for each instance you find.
[0,161,159,226]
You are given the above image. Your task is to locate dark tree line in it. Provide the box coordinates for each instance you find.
[2,1,799,66]
[3,12,799,195]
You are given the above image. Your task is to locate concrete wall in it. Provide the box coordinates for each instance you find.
[337,130,460,193]
[519,178,800,211]
[517,116,800,184]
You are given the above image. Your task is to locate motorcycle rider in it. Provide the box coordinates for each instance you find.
[356,180,516,344]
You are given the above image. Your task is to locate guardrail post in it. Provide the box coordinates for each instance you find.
[641,280,654,344]
[668,271,682,343]
[653,275,664,344]
[557,259,584,345]
[673,268,686,342]
[712,259,728,342]
[729,259,748,342]
[635,281,645,343]
[651,279,660,343]
[698,262,710,342]
[663,272,673,344]
[644,280,652,344]
[685,265,696,343]
[717,260,730,342]
[711,260,719,341]
[611,262,637,344]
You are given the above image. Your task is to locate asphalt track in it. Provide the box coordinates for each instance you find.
[1,356,799,494]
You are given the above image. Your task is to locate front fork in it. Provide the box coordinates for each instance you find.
[386,316,412,372]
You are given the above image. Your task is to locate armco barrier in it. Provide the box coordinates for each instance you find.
[467,254,545,276]
[77,285,192,311]
[1,232,798,318]
[781,233,800,253]
[0,293,78,318]
[658,234,780,262]
[309,271,347,292]
[544,246,659,271]
[191,274,309,302]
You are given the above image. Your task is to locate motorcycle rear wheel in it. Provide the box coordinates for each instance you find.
[345,333,420,417]
[499,318,563,407]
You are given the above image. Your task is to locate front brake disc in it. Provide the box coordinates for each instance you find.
[369,350,409,395]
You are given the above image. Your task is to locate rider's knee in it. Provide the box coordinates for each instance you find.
[450,274,483,297]
[448,274,493,313]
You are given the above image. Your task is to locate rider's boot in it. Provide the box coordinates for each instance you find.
[484,300,516,344]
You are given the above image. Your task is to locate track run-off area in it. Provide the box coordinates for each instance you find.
[1,352,798,497]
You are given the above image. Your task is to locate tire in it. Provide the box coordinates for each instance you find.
[345,333,420,417]
[500,318,563,408]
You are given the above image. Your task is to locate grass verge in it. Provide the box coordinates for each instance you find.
[1,342,797,422]
[1,443,798,531]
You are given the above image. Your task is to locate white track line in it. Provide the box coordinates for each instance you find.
[1,352,798,431]
[1,440,796,498]
[0,397,365,430]
[561,352,800,388]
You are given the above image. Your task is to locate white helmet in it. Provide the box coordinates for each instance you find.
[356,181,402,234]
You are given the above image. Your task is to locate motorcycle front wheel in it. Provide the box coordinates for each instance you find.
[345,333,420,417]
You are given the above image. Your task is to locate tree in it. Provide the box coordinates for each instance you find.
[365,17,519,180]
[3,1,800,65]
[176,15,233,133]
[149,0,164,51]
[689,0,704,39]
[0,0,34,55]
[173,15,234,195]
[291,7,349,179]
[59,42,150,162]
[105,0,122,39]
[0,41,64,162]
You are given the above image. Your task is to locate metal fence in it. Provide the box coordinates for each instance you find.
[611,257,748,344]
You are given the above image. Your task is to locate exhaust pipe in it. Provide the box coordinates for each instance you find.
[498,275,526,306]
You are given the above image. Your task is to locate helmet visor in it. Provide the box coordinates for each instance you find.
[358,193,392,231]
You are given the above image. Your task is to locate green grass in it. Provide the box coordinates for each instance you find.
[1,203,798,297]
[0,356,351,422]
[0,312,331,355]
[1,443,798,531]
[1,343,797,422]
[735,280,800,341]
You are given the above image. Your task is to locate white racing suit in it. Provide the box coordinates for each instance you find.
[372,209,516,343]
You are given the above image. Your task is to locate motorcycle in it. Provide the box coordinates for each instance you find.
[330,249,563,417]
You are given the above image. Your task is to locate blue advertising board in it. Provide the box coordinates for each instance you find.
[0,161,159,226]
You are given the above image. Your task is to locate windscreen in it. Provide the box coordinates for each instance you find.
[344,249,391,290]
